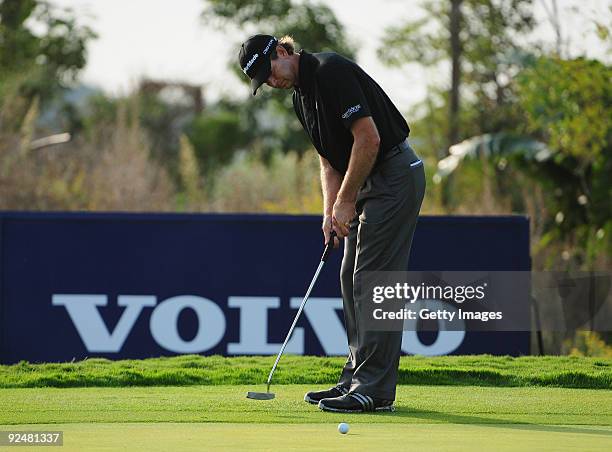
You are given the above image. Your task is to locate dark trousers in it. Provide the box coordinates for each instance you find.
[337,140,425,401]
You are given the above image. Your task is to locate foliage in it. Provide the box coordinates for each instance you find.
[203,0,354,58]
[381,0,610,270]
[177,134,204,207]
[379,0,536,137]
[518,58,610,164]
[431,71,611,267]
[211,149,322,213]
[80,92,119,136]
[380,0,535,65]
[516,57,612,267]
[0,90,175,211]
[185,107,249,176]
[0,0,96,129]
[81,91,209,184]
[564,331,612,358]
[435,133,551,178]
[378,0,535,150]
[0,77,323,214]
[378,0,539,212]
[203,0,355,157]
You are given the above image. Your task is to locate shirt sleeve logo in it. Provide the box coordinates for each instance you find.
[341,104,361,119]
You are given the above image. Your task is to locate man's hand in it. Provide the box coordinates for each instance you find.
[322,215,340,248]
[331,116,379,239]
[332,199,356,238]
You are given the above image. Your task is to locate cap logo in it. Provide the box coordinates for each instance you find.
[263,38,276,55]
[243,53,259,74]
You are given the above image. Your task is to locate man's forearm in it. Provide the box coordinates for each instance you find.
[337,136,379,202]
[320,159,343,216]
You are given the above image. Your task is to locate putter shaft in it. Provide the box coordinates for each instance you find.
[264,232,336,390]
[266,260,325,387]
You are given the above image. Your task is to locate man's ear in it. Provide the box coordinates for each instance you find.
[276,45,288,57]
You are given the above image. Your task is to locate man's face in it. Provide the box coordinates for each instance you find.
[266,46,295,90]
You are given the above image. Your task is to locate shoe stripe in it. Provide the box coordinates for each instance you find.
[363,394,374,411]
[356,393,372,411]
[337,386,348,395]
[348,393,368,410]
[351,393,371,411]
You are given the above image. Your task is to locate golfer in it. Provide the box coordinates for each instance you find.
[239,35,426,413]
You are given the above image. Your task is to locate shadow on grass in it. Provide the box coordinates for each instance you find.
[392,407,612,436]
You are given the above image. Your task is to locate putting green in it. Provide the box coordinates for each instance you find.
[1,385,610,425]
[1,385,611,450]
[1,423,611,451]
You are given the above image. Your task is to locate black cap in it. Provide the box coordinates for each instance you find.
[238,34,278,96]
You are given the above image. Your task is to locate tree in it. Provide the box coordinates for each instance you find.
[0,0,96,129]
[378,0,536,208]
[449,0,463,147]
[379,0,536,139]
[435,57,611,269]
[517,57,611,268]
[203,0,354,57]
[443,0,463,206]
[202,0,355,158]
[186,106,249,178]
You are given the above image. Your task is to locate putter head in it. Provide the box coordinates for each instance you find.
[246,391,275,400]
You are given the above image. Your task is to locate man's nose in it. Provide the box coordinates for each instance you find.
[266,75,277,87]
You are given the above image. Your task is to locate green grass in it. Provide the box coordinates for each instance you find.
[1,385,611,425]
[1,423,611,452]
[1,355,610,389]
[1,385,611,451]
[0,422,612,452]
[1,357,611,451]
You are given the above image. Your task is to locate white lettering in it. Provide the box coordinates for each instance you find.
[291,297,345,355]
[263,38,275,55]
[53,294,466,356]
[243,53,259,74]
[150,296,225,353]
[52,294,156,352]
[341,104,361,119]
[227,297,303,354]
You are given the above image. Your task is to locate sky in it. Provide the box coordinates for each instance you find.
[48,0,610,112]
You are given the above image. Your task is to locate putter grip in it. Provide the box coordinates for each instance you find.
[321,230,337,262]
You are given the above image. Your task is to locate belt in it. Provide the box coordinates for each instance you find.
[389,138,411,153]
[381,138,418,162]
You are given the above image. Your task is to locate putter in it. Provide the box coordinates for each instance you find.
[247,230,337,400]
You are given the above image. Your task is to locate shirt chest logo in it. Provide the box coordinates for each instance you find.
[341,104,361,119]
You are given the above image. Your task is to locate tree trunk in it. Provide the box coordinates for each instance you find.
[442,0,463,209]
[449,0,462,146]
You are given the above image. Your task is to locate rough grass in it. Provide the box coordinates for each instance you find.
[0,355,610,389]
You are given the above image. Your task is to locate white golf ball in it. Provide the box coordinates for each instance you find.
[338,422,349,434]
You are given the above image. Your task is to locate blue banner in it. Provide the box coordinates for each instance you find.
[0,212,530,364]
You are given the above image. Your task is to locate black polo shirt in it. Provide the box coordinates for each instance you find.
[292,50,410,174]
